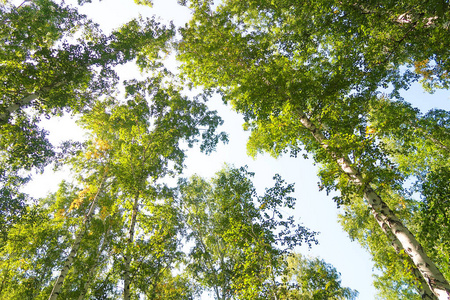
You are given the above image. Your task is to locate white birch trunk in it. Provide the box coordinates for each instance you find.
[77,223,111,300]
[0,94,38,123]
[298,112,450,299]
[123,192,140,300]
[48,177,105,300]
[0,82,63,123]
[370,203,436,299]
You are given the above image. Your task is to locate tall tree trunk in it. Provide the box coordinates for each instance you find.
[77,222,111,300]
[297,111,450,300]
[408,260,437,299]
[372,207,436,299]
[123,192,140,300]
[48,176,106,300]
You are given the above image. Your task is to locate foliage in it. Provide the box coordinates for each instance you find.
[356,99,450,297]
[1,54,226,298]
[279,253,358,300]
[2,0,449,298]
[177,0,450,298]
[0,0,175,233]
[177,166,318,299]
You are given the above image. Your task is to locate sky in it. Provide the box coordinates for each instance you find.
[22,0,450,299]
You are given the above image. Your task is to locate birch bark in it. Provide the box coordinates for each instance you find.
[123,192,140,300]
[297,111,450,300]
[77,223,111,300]
[0,83,63,124]
[371,205,436,299]
[48,176,105,300]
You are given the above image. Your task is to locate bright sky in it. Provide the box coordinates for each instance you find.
[22,0,450,299]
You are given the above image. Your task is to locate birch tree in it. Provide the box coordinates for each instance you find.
[177,166,317,299]
[46,71,225,299]
[338,100,450,298]
[2,1,227,298]
[177,0,450,298]
[0,64,226,299]
[0,0,174,238]
[279,253,358,300]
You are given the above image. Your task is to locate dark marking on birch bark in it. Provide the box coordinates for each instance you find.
[417,244,424,253]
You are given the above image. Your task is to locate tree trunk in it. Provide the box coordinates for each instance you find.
[297,111,450,300]
[0,94,38,123]
[48,176,106,300]
[77,223,111,300]
[371,205,436,299]
[0,82,63,124]
[123,192,140,300]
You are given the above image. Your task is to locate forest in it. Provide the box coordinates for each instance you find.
[1,0,450,299]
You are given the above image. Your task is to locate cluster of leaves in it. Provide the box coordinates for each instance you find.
[0,0,175,236]
[177,166,318,299]
[279,253,359,300]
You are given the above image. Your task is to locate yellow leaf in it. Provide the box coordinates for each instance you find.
[55,209,66,220]
[100,206,110,220]
[85,151,92,159]
[365,127,376,137]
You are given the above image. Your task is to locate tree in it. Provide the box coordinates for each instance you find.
[177,0,450,298]
[46,71,225,299]
[0,191,75,299]
[336,99,450,299]
[2,1,229,298]
[0,116,52,241]
[1,0,173,125]
[177,166,317,299]
[0,65,226,299]
[279,253,358,300]
[0,0,175,232]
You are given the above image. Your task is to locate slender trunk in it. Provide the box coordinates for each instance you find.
[0,94,38,123]
[0,259,11,296]
[409,263,437,299]
[0,82,63,124]
[77,223,111,300]
[363,186,449,299]
[48,177,105,300]
[372,207,436,299]
[297,111,450,299]
[123,192,140,300]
